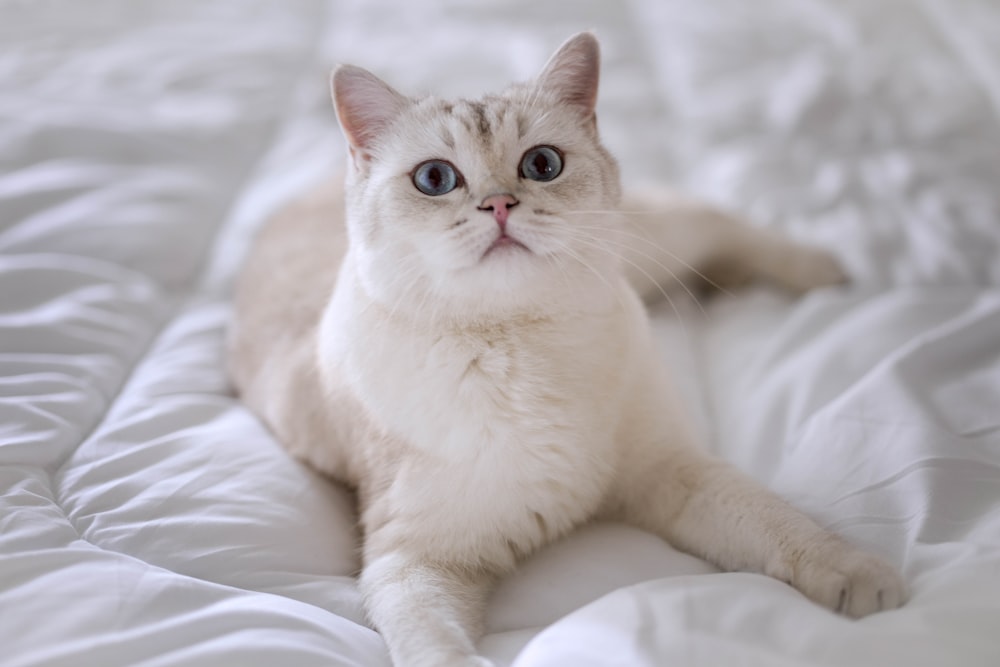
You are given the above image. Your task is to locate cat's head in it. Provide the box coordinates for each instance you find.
[332,32,622,320]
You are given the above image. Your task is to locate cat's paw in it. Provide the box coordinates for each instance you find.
[780,244,849,293]
[789,539,907,618]
[448,656,494,667]
[403,653,494,667]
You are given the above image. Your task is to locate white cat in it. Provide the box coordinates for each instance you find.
[229,32,907,667]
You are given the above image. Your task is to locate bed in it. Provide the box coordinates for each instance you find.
[2,1,999,665]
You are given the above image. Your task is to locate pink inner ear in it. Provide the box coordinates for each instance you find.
[331,65,407,154]
[538,32,600,116]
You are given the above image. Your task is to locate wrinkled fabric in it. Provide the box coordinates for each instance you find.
[1,1,998,666]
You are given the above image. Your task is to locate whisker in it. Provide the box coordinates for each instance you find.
[559,231,695,334]
[561,227,709,314]
[567,216,734,297]
[545,239,629,315]
[369,259,429,325]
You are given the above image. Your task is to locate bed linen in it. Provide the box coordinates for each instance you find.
[2,1,999,665]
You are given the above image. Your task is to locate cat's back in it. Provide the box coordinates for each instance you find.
[228,177,350,449]
[229,177,346,380]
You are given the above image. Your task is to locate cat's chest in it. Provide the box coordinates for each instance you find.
[343,313,623,459]
[375,436,607,566]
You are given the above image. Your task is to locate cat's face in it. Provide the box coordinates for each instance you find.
[334,33,622,319]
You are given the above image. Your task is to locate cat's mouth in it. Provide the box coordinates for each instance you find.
[483,233,530,258]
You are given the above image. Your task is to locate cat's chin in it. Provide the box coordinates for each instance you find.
[481,234,531,260]
[443,251,553,313]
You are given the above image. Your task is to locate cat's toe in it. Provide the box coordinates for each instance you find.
[408,652,494,667]
[465,657,496,667]
[793,541,907,618]
[841,554,908,617]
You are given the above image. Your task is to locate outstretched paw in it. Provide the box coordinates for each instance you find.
[790,538,907,618]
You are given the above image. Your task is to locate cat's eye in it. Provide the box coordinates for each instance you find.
[519,145,563,182]
[412,160,461,196]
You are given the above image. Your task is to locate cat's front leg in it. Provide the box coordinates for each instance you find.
[607,435,907,617]
[360,550,496,667]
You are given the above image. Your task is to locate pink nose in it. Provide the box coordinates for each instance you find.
[478,193,519,229]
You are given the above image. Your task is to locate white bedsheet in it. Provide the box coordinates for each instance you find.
[2,1,999,665]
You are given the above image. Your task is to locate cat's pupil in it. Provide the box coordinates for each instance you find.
[413,160,459,196]
[533,153,550,175]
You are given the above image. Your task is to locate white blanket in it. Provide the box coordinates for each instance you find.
[3,1,999,665]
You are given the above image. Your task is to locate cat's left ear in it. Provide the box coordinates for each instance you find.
[536,32,601,119]
[331,65,409,167]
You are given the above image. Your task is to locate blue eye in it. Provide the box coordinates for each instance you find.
[519,145,563,182]
[412,160,460,196]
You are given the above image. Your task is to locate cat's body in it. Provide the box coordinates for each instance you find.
[229,34,906,667]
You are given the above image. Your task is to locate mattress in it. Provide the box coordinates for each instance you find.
[2,1,999,665]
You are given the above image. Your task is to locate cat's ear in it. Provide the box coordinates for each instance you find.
[536,32,601,118]
[331,65,408,165]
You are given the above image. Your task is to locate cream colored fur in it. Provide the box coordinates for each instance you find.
[228,33,906,667]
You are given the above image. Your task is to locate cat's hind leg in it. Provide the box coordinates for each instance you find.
[616,188,847,303]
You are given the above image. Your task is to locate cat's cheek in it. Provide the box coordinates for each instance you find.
[413,237,468,277]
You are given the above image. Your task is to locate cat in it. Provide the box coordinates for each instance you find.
[228,32,907,667]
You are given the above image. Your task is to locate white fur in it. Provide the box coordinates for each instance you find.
[230,32,907,667]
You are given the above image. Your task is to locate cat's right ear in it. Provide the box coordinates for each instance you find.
[331,65,408,168]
